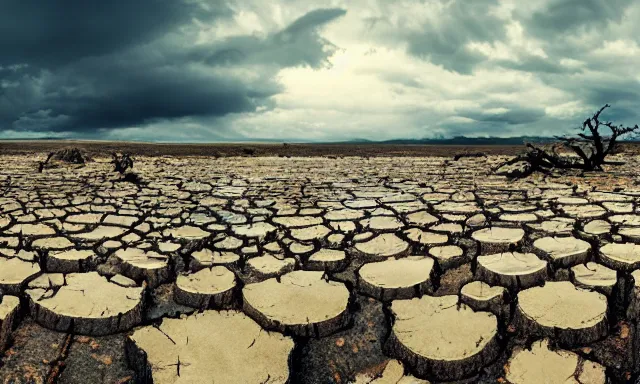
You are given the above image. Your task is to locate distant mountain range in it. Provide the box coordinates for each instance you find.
[336,136,560,145]
[2,135,638,145]
[338,136,640,145]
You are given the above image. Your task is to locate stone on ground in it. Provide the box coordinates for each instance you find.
[127,310,294,384]
[243,271,349,337]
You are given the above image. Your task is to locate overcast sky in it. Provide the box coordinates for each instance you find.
[0,0,638,142]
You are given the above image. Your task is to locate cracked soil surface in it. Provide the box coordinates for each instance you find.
[2,147,640,383]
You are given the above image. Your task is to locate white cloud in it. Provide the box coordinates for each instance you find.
[1,0,638,141]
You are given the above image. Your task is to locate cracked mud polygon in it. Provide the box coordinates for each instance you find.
[1,145,640,383]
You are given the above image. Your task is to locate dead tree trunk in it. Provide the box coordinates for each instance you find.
[111,153,134,174]
[496,104,638,178]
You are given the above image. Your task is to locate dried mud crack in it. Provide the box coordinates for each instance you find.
[0,152,640,383]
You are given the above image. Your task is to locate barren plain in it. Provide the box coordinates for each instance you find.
[2,143,640,383]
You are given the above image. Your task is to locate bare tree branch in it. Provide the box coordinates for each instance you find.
[495,104,638,178]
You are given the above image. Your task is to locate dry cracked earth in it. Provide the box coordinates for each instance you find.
[2,152,640,383]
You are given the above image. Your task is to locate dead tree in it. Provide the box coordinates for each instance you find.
[37,152,55,173]
[110,153,144,184]
[111,153,134,174]
[558,104,638,170]
[496,104,639,178]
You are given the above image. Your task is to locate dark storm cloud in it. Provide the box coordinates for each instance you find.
[495,55,577,75]
[197,8,348,69]
[582,81,640,125]
[458,106,547,126]
[400,0,506,74]
[520,0,634,40]
[0,2,346,133]
[2,0,638,141]
[0,0,225,68]
[10,61,280,132]
[534,70,640,124]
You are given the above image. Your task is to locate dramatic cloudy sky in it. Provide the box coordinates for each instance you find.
[1,0,639,142]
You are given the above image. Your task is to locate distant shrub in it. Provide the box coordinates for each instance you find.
[242,148,256,156]
[111,153,134,174]
[53,148,90,164]
[453,152,487,161]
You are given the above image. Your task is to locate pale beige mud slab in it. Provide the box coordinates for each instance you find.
[599,242,640,271]
[460,281,506,316]
[0,257,41,294]
[246,254,296,279]
[27,272,144,335]
[71,225,127,242]
[353,359,431,384]
[471,227,524,254]
[174,266,236,309]
[570,262,617,296]
[46,249,96,273]
[242,270,350,337]
[127,310,294,384]
[532,236,591,268]
[515,281,608,346]
[581,220,611,239]
[505,339,605,384]
[163,225,210,240]
[428,245,465,269]
[476,252,547,290]
[305,249,348,272]
[627,270,640,318]
[357,256,435,301]
[114,247,171,288]
[0,295,20,351]
[354,233,410,260]
[190,248,240,270]
[387,295,499,381]
[232,221,277,239]
[403,228,448,247]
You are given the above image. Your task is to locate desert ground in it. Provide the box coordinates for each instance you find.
[2,142,640,383]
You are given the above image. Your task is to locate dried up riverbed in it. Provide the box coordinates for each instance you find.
[1,153,640,383]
